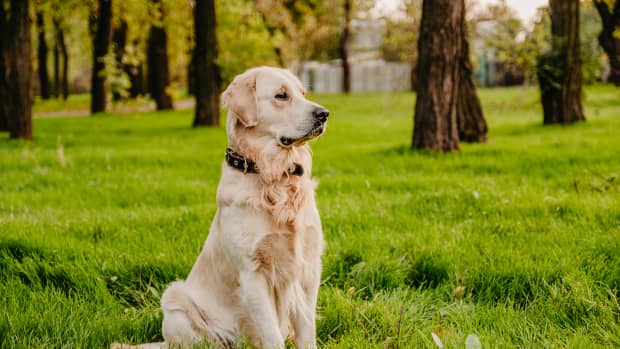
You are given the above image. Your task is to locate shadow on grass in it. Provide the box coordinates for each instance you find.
[0,239,184,307]
[104,263,183,307]
[0,240,80,296]
[323,249,452,300]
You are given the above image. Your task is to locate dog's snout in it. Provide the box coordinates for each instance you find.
[312,107,329,123]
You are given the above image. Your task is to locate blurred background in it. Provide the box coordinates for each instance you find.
[1,0,617,122]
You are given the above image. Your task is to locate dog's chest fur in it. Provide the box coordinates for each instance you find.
[252,175,321,281]
[217,165,323,282]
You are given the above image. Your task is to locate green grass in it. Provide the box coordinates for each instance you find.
[1,85,620,348]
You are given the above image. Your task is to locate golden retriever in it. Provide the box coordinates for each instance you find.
[113,67,329,349]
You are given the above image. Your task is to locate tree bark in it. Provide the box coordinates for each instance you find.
[537,0,585,124]
[147,0,173,110]
[412,0,462,151]
[594,0,620,86]
[457,16,487,143]
[0,0,8,132]
[53,18,60,98]
[36,10,51,99]
[58,23,69,99]
[192,0,220,127]
[128,39,143,98]
[112,18,128,101]
[129,62,144,98]
[90,0,112,114]
[339,0,352,93]
[0,0,33,139]
[187,46,195,96]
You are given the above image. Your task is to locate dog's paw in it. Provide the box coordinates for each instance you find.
[110,343,133,349]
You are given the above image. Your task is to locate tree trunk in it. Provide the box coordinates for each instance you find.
[128,61,144,98]
[112,18,128,101]
[192,0,220,127]
[147,0,173,110]
[409,61,416,92]
[1,0,33,139]
[0,0,7,132]
[36,10,51,99]
[594,0,620,86]
[187,46,195,96]
[339,0,352,93]
[412,0,462,151]
[90,0,112,114]
[537,0,585,124]
[128,39,143,98]
[58,23,69,99]
[457,16,487,143]
[53,18,60,98]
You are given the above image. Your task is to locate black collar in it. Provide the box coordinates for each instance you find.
[225,148,304,176]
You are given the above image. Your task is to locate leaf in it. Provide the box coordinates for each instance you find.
[465,334,482,349]
[147,285,160,299]
[613,26,620,40]
[431,332,443,348]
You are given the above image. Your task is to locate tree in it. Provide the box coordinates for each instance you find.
[594,0,620,85]
[127,39,145,98]
[147,0,173,110]
[52,17,60,98]
[111,18,128,101]
[48,0,71,100]
[53,16,69,99]
[0,0,7,132]
[192,0,220,127]
[253,0,342,70]
[381,0,422,90]
[458,17,488,143]
[0,0,33,139]
[339,0,351,93]
[470,0,526,86]
[36,8,51,99]
[537,0,585,124]
[412,0,464,151]
[90,0,112,114]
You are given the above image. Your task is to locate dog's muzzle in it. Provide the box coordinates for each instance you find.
[279,107,329,147]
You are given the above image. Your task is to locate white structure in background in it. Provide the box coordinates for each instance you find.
[298,19,412,93]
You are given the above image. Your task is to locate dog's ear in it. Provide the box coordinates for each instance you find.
[221,73,258,127]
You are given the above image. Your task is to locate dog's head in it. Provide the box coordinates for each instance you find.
[222,67,328,149]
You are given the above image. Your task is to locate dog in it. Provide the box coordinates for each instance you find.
[113,67,329,349]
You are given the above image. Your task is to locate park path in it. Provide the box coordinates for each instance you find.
[34,99,195,118]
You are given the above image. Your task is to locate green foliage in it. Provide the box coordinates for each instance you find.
[381,0,421,63]
[471,1,604,85]
[254,0,342,63]
[527,1,604,85]
[100,52,131,100]
[470,0,527,84]
[581,1,605,84]
[2,86,620,347]
[216,0,279,84]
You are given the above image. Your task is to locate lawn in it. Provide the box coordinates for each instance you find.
[1,85,619,348]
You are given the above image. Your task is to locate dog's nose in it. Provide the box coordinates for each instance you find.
[312,107,329,123]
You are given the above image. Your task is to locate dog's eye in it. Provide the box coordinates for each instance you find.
[275,92,289,101]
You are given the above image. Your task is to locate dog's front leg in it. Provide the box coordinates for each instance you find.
[293,271,320,349]
[239,270,284,348]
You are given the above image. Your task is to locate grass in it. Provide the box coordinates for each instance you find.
[1,85,620,348]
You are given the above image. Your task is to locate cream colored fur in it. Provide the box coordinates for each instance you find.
[112,67,327,349]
